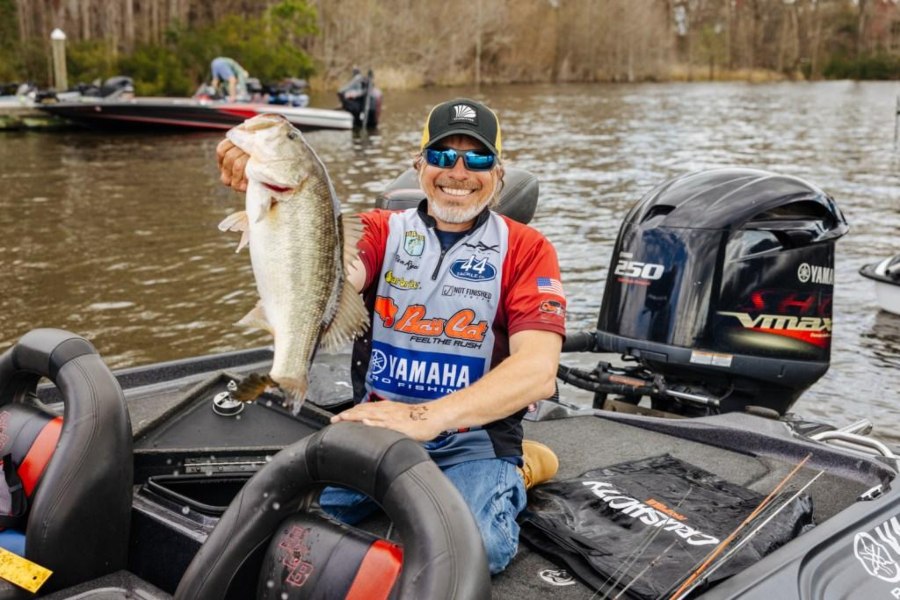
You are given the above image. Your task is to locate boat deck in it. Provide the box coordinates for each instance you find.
[36,348,894,598]
[502,413,877,598]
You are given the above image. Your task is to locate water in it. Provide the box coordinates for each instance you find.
[1,82,898,437]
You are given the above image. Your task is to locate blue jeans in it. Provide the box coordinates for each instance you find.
[319,458,527,574]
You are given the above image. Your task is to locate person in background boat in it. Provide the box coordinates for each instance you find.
[337,67,380,128]
[215,98,564,575]
[210,56,249,103]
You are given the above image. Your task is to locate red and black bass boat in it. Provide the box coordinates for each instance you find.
[1,168,899,600]
[37,77,354,132]
[38,96,354,131]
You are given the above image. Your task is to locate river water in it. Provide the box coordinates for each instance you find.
[2,82,899,437]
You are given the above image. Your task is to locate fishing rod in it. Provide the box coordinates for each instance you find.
[678,470,825,598]
[667,453,812,600]
[656,484,796,600]
[612,538,680,600]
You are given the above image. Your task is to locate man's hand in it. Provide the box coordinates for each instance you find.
[216,139,249,192]
[331,400,444,442]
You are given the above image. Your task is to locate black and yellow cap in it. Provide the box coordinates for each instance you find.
[420,98,502,157]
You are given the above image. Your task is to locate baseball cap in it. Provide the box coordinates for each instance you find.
[420,98,502,157]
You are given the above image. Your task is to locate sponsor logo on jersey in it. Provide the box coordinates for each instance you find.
[374,296,400,327]
[581,481,719,546]
[374,298,488,343]
[403,231,425,256]
[539,299,565,317]
[393,253,420,270]
[462,241,500,253]
[450,255,496,282]
[368,341,484,399]
[797,262,833,285]
[441,284,493,302]
[384,270,420,290]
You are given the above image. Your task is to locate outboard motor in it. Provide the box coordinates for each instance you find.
[562,168,849,416]
[245,77,264,98]
[100,76,134,99]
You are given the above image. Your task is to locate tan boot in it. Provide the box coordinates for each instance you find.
[518,440,559,490]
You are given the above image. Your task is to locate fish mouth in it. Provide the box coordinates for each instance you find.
[262,182,295,194]
[242,114,288,131]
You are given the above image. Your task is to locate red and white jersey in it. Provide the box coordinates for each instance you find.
[353,203,566,466]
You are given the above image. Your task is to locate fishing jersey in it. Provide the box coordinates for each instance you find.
[352,201,566,468]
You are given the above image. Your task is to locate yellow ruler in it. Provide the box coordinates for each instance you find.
[0,547,52,593]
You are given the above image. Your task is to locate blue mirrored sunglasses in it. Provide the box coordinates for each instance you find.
[425,148,496,171]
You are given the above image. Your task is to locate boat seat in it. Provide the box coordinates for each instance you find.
[0,329,133,597]
[375,166,539,224]
[0,401,62,556]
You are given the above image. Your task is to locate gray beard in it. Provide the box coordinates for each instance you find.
[428,195,492,224]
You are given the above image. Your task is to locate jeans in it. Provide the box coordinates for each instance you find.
[319,458,527,574]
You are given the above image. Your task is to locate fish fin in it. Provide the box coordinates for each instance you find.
[230,372,276,403]
[218,211,251,252]
[340,213,366,271]
[236,230,250,252]
[274,375,308,414]
[218,210,248,232]
[245,178,274,224]
[320,282,370,353]
[237,302,272,334]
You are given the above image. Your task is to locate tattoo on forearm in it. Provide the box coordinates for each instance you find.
[409,406,429,421]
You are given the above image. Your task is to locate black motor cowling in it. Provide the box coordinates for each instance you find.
[595,168,849,415]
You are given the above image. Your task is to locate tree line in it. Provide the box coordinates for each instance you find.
[1,0,898,94]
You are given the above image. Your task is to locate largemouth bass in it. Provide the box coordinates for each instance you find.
[218,114,368,411]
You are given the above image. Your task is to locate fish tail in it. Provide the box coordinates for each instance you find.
[230,372,276,403]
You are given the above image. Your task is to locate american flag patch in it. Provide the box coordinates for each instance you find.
[537,277,564,296]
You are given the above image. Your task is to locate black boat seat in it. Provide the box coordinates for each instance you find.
[0,329,133,597]
[0,402,62,555]
[375,166,540,224]
[175,422,490,600]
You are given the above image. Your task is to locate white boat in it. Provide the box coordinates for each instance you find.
[860,255,900,315]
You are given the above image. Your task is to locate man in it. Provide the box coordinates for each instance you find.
[216,98,565,574]
[210,56,248,103]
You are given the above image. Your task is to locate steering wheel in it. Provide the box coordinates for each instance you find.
[175,422,491,600]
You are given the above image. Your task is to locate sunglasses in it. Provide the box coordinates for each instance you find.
[425,148,496,171]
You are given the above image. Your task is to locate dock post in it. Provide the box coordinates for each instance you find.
[51,28,67,92]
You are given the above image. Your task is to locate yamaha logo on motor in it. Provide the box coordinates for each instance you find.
[797,262,833,285]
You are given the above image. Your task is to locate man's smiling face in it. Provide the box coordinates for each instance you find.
[419,134,498,230]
